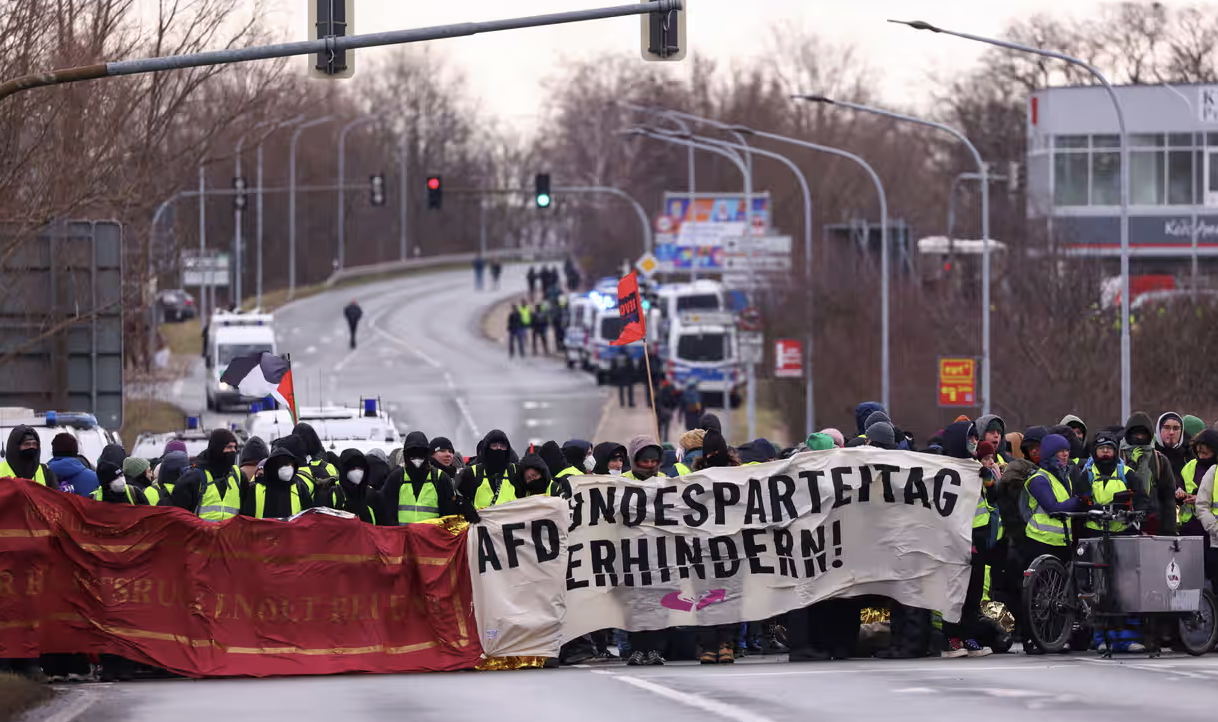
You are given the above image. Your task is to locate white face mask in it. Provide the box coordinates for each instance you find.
[583,456,595,471]
[608,469,621,476]
[409,458,426,468]
[347,469,365,484]
[277,466,295,482]
[109,478,126,493]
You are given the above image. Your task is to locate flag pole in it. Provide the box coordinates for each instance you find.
[642,328,662,445]
[285,352,297,425]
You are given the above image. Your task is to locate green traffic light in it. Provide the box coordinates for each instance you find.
[536,193,551,208]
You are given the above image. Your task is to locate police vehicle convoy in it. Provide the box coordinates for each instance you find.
[245,399,402,458]
[0,408,120,467]
[206,311,277,412]
[565,279,745,406]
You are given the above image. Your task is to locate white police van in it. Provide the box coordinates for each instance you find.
[0,408,120,466]
[244,400,402,456]
[206,312,276,412]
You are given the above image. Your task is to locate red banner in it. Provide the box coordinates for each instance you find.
[611,271,646,346]
[0,480,481,677]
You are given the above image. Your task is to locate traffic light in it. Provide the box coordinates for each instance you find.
[426,175,442,210]
[309,0,354,78]
[233,177,247,211]
[535,173,551,209]
[640,1,686,62]
[370,173,385,207]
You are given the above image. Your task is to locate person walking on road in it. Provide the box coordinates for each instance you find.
[490,261,502,290]
[344,300,363,349]
[507,303,527,358]
[526,266,538,300]
[531,301,550,356]
[612,354,635,408]
[473,256,486,290]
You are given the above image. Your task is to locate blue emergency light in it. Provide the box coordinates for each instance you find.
[186,416,200,430]
[44,411,57,427]
[364,399,377,417]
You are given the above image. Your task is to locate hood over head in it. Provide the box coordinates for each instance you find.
[538,441,567,476]
[941,421,978,460]
[561,440,592,469]
[263,447,299,487]
[701,430,731,466]
[1156,411,1185,449]
[205,429,238,469]
[402,431,431,457]
[697,412,722,434]
[519,453,552,493]
[1060,414,1088,439]
[292,423,324,457]
[804,433,835,451]
[592,442,628,475]
[737,438,777,464]
[365,448,390,489]
[338,448,368,477]
[975,414,1006,439]
[479,429,513,472]
[4,425,40,478]
[1193,429,1218,456]
[854,402,885,435]
[627,435,663,465]
[1125,411,1156,447]
[159,450,189,487]
[271,435,307,466]
[95,443,127,484]
[240,436,269,465]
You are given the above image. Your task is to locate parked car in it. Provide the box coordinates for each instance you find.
[158,289,196,322]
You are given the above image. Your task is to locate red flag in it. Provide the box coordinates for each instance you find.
[611,271,646,346]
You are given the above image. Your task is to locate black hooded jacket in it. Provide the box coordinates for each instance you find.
[171,429,239,514]
[538,441,568,478]
[518,453,553,496]
[324,448,383,524]
[941,421,977,460]
[292,423,324,459]
[94,444,146,504]
[241,447,313,519]
[592,442,628,475]
[3,425,57,486]
[366,450,391,491]
[380,432,465,526]
[561,440,592,471]
[457,430,523,500]
[1123,411,1179,536]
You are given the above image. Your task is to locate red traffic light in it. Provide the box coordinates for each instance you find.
[427,177,440,190]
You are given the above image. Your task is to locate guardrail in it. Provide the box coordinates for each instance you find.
[323,247,568,288]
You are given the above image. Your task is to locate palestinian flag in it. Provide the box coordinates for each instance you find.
[219,352,297,423]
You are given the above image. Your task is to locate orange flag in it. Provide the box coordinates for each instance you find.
[611,271,646,346]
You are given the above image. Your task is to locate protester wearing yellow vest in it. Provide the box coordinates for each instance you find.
[91,444,149,505]
[1079,432,1149,536]
[121,456,167,506]
[321,449,383,524]
[385,431,467,524]
[1181,429,1218,538]
[0,425,57,488]
[457,430,523,512]
[1021,433,1084,558]
[292,422,339,487]
[171,429,241,521]
[240,446,313,519]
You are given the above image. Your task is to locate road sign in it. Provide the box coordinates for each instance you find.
[183,252,230,287]
[775,339,802,378]
[938,357,977,407]
[739,331,764,365]
[635,252,659,278]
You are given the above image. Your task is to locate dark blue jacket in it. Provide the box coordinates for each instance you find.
[48,456,99,497]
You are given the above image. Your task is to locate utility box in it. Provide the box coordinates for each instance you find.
[1078,535,1204,613]
[0,221,124,429]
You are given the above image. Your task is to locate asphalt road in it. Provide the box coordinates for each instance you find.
[53,651,1218,722]
[268,264,604,456]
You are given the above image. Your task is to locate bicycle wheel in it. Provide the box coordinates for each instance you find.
[1177,589,1218,656]
[1022,555,1075,653]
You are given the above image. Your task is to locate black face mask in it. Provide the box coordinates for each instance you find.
[221,451,237,468]
[484,448,510,470]
[17,447,38,463]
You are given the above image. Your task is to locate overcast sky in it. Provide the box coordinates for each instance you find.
[270,0,1108,132]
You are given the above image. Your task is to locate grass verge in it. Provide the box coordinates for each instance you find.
[0,673,53,722]
[120,399,187,449]
[161,318,201,357]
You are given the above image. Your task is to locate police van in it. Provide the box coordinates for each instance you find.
[564,294,596,371]
[0,408,120,466]
[660,311,742,409]
[206,312,276,412]
[244,400,401,457]
[129,416,246,460]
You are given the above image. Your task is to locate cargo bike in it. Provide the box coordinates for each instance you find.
[1022,505,1218,657]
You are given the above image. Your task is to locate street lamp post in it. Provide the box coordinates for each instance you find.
[289,116,335,300]
[553,185,654,253]
[799,94,992,417]
[622,102,698,280]
[337,116,381,272]
[890,17,1132,422]
[647,126,818,435]
[626,127,758,441]
[233,119,283,310]
[255,115,305,310]
[1162,84,1199,296]
[728,125,891,413]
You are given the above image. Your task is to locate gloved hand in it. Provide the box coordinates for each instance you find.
[462,507,481,524]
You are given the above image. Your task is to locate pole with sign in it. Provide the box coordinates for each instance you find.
[938,357,977,407]
[775,339,803,378]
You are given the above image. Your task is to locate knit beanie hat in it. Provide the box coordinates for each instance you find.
[975,440,996,459]
[123,456,150,479]
[164,439,188,455]
[1040,434,1071,461]
[819,428,845,448]
[1183,415,1206,439]
[679,429,706,451]
[804,433,835,451]
[863,410,892,432]
[51,433,78,457]
[868,422,897,450]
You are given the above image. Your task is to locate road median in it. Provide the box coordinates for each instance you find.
[0,673,52,722]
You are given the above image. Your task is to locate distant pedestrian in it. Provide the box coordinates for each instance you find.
[507,304,527,359]
[612,354,635,408]
[526,266,538,300]
[473,256,486,291]
[532,302,550,356]
[490,261,503,290]
[343,300,363,349]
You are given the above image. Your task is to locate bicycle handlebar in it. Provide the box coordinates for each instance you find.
[1049,507,1146,523]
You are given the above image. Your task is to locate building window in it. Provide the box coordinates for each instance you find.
[1052,133,1199,207]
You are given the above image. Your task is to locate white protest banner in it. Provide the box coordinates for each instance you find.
[468,496,569,659]
[560,448,980,643]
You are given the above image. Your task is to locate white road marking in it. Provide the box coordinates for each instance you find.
[38,689,100,722]
[611,674,777,722]
[711,663,1076,678]
[304,345,317,355]
[525,418,554,428]
[333,348,357,373]
[523,400,552,410]
[1074,657,1212,678]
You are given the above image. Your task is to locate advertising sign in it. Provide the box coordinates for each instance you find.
[775,339,803,378]
[938,357,977,407]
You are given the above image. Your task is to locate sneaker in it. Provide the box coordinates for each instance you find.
[963,640,992,657]
[626,650,646,666]
[699,648,718,665]
[941,639,968,658]
[1118,642,1147,654]
[645,650,665,666]
[718,643,735,664]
